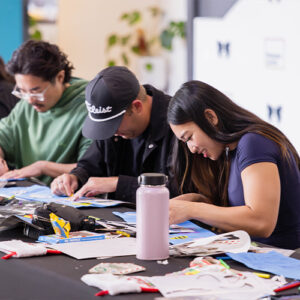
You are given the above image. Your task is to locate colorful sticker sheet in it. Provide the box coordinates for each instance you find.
[112,211,215,245]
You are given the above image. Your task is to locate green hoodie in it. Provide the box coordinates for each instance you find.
[0,78,92,185]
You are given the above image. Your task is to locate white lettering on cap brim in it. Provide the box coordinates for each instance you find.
[88,110,126,122]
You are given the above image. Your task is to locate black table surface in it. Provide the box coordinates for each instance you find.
[0,183,299,300]
[0,205,193,300]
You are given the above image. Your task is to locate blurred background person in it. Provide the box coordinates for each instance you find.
[0,56,19,119]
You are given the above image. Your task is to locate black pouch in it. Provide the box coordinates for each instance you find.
[32,202,96,234]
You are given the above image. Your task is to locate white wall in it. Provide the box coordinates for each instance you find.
[161,0,187,95]
[58,0,158,80]
[193,0,300,152]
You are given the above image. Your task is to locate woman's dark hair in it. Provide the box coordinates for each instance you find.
[0,57,15,83]
[6,40,73,83]
[167,80,300,206]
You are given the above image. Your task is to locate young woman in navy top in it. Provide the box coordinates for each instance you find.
[168,80,300,249]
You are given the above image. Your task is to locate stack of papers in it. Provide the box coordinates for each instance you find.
[149,267,283,300]
[48,237,137,259]
[113,211,216,245]
[0,185,123,208]
[38,230,106,244]
[170,230,251,257]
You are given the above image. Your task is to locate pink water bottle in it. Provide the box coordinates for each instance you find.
[136,173,169,260]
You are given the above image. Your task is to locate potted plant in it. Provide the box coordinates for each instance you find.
[106,7,185,90]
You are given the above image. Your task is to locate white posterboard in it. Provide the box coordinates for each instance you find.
[194,0,300,151]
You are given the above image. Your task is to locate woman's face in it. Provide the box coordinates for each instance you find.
[170,121,224,160]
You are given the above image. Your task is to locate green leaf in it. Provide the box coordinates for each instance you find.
[159,21,186,51]
[176,21,186,38]
[128,11,141,25]
[121,35,130,46]
[107,60,116,67]
[178,22,186,38]
[131,45,140,55]
[160,29,174,50]
[148,37,157,47]
[169,21,186,38]
[28,16,37,27]
[120,13,129,20]
[145,63,153,72]
[121,53,129,65]
[148,6,161,17]
[107,34,118,48]
[30,30,42,41]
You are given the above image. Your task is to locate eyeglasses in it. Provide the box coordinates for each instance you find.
[11,84,50,102]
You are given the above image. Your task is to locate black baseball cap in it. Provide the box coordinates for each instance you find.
[82,66,140,140]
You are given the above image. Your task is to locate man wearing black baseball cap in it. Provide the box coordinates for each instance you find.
[51,66,176,202]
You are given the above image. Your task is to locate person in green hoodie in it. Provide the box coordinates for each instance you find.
[0,40,92,185]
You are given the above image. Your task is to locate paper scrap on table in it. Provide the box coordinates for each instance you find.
[113,211,137,224]
[37,230,106,244]
[148,264,284,300]
[0,185,123,208]
[0,180,7,188]
[171,230,251,257]
[113,211,211,232]
[89,262,145,275]
[113,211,216,245]
[48,237,136,259]
[228,251,300,280]
[249,244,295,257]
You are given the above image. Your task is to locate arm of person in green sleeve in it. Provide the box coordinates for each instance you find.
[0,125,78,179]
[0,115,78,179]
[77,136,93,160]
[1,137,92,180]
[0,160,77,180]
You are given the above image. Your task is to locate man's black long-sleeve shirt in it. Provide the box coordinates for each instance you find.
[71,85,176,203]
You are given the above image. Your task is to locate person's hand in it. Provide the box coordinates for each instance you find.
[169,199,194,225]
[0,158,9,176]
[0,161,45,179]
[51,173,78,196]
[71,177,118,200]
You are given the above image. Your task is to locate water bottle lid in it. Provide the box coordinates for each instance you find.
[138,173,167,186]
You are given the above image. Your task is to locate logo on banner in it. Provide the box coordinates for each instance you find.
[267,105,282,123]
[264,38,285,69]
[217,41,230,58]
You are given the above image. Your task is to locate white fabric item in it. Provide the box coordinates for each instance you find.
[81,274,143,295]
[149,265,285,300]
[0,240,47,257]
